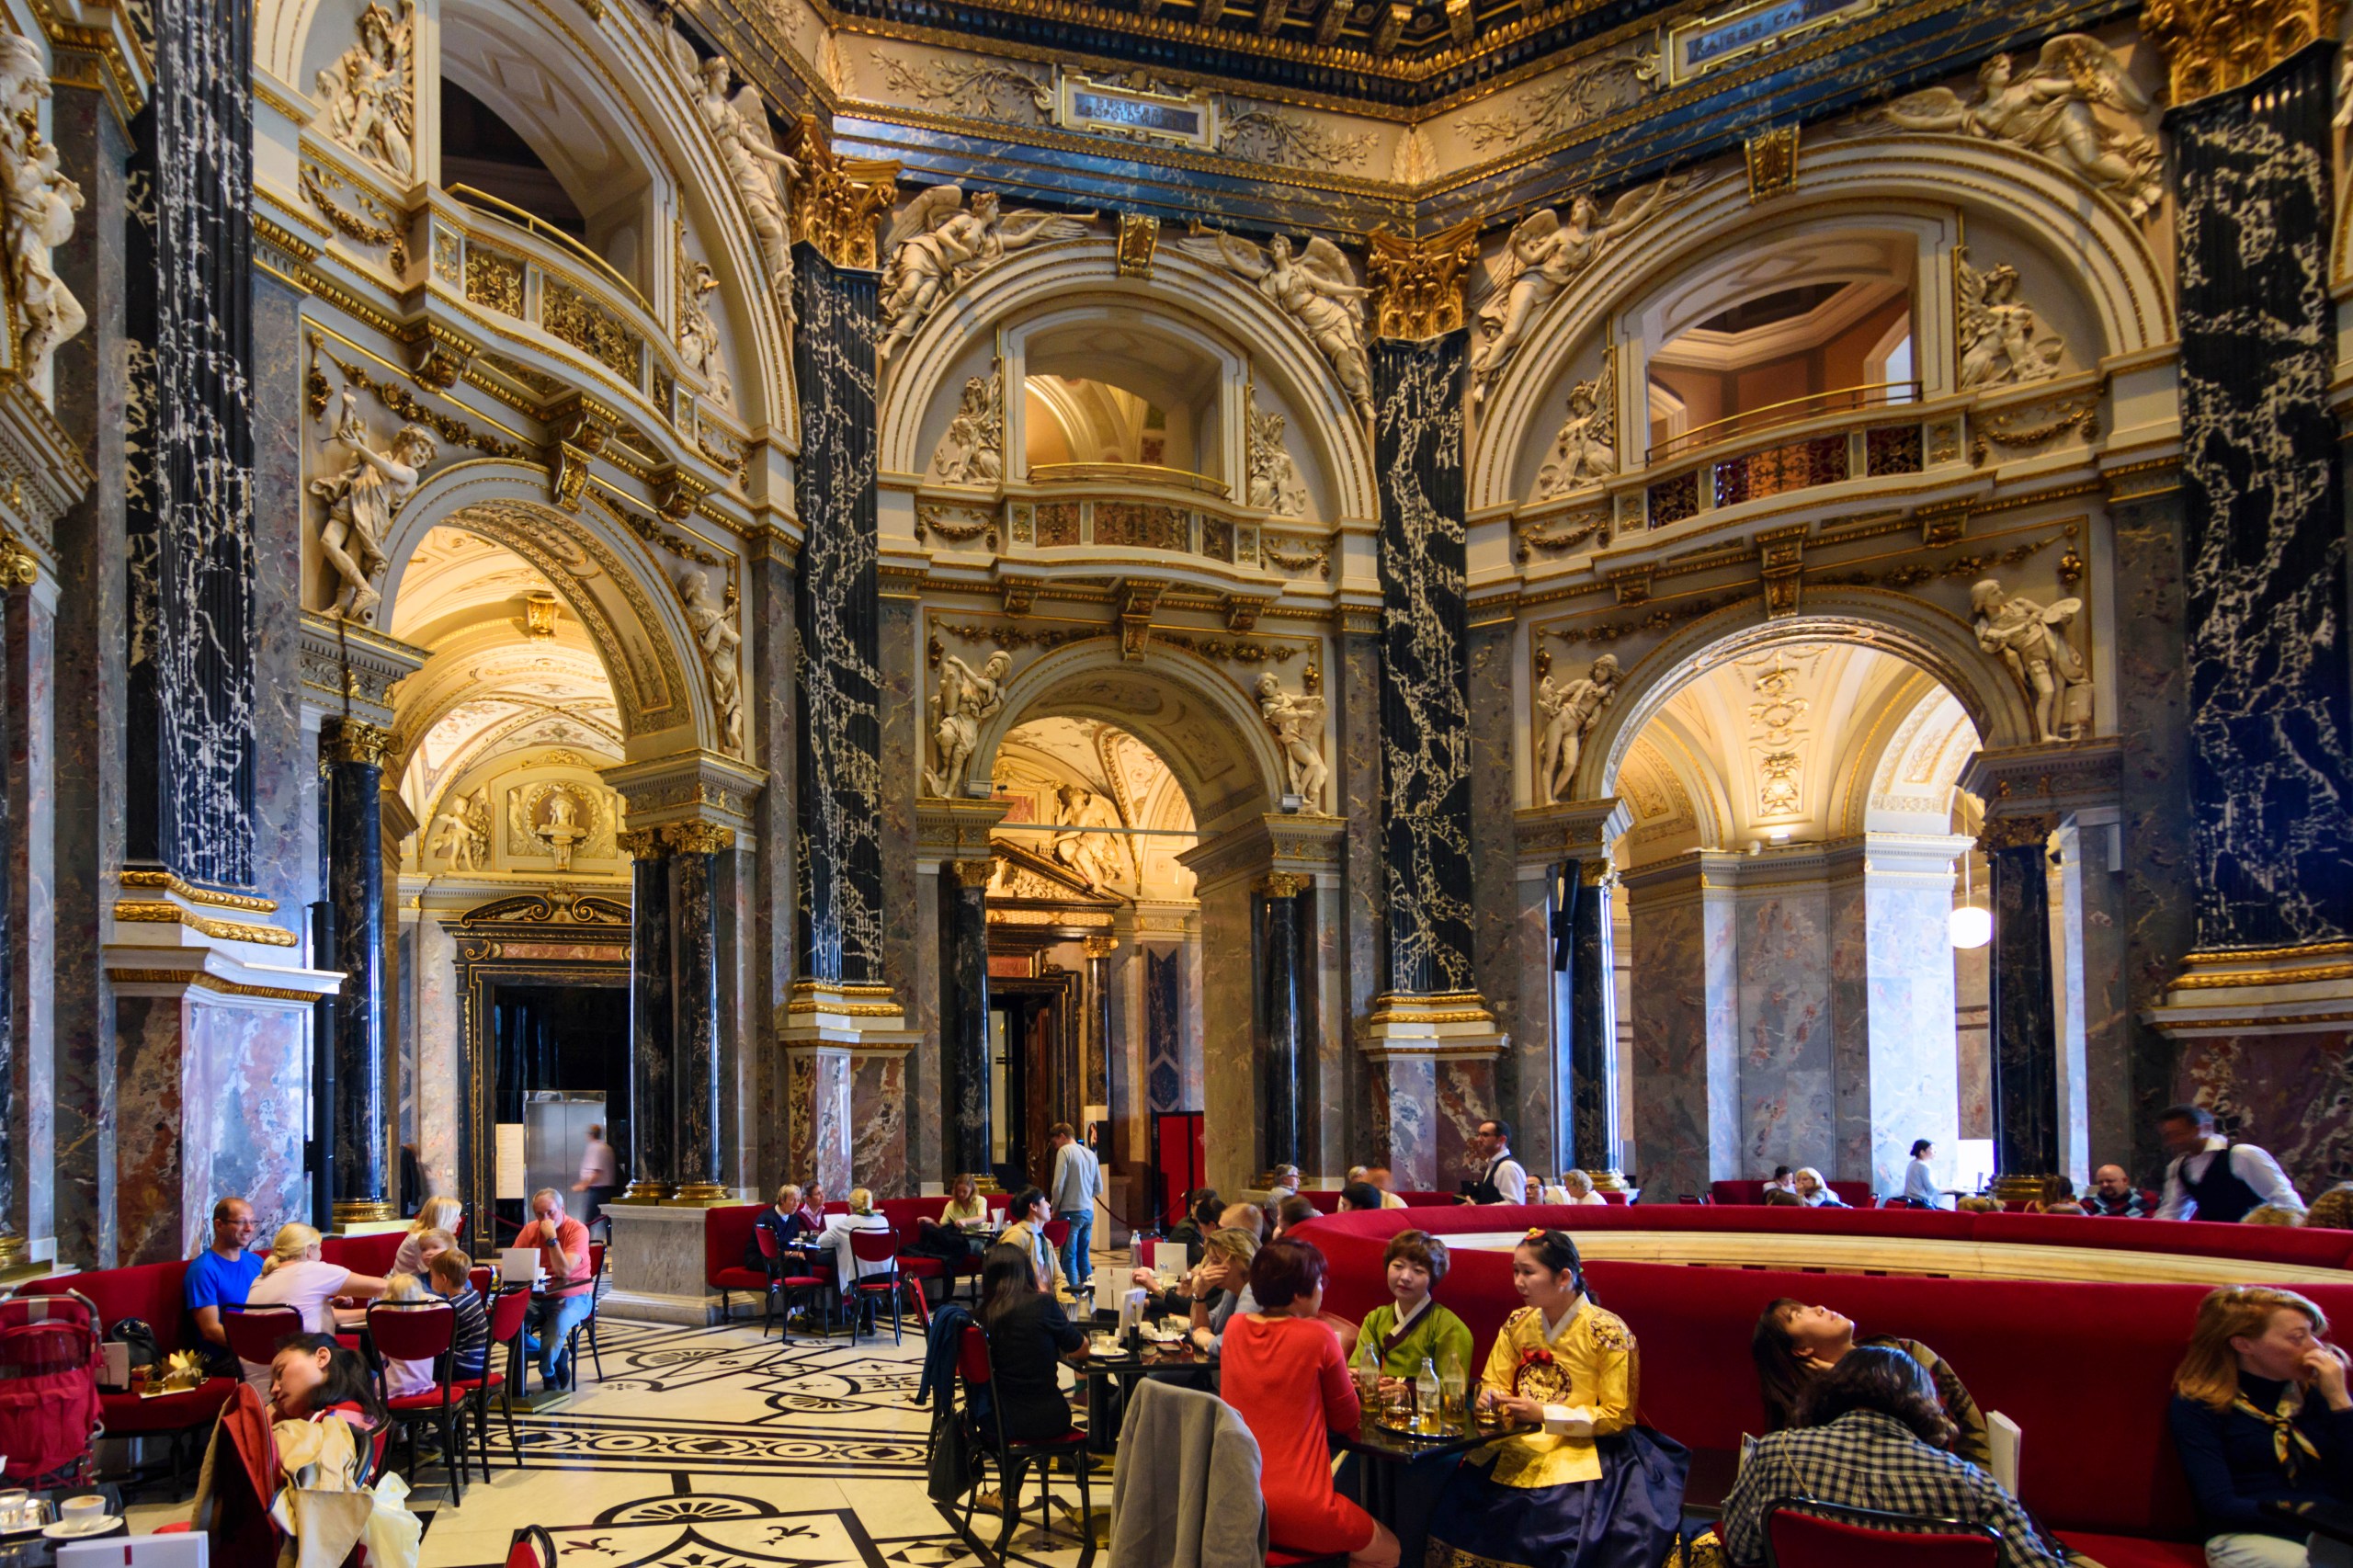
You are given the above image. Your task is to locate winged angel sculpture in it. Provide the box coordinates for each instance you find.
[1471,181,1686,403]
[1878,36,2160,222]
[1177,230,1373,425]
[696,60,799,317]
[880,187,1096,361]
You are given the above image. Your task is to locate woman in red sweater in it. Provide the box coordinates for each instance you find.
[1222,1238,1402,1567]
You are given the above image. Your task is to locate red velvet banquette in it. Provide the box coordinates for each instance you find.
[1297,1205,2353,1568]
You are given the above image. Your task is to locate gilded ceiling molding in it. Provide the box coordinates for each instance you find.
[782,114,902,269]
[1365,220,1480,342]
[2143,0,2336,104]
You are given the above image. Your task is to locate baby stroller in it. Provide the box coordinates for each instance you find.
[0,1290,104,1489]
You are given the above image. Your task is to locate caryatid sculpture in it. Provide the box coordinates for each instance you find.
[1535,653,1620,806]
[1972,577,2090,743]
[1256,672,1329,808]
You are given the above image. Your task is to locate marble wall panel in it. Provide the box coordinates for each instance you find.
[749,551,796,1191]
[1955,943,1992,1139]
[2173,47,2353,949]
[1144,945,1183,1115]
[1199,879,1259,1193]
[1433,1056,1493,1192]
[6,590,54,1250]
[1373,335,1476,996]
[1303,886,1347,1179]
[1372,1053,1437,1190]
[1627,866,1738,1201]
[184,1001,309,1246]
[412,916,460,1197]
[51,82,130,1269]
[249,274,310,917]
[2176,1029,2353,1199]
[1337,631,1383,1143]
[1466,623,1532,1161]
[2072,835,2133,1174]
[1733,884,1835,1176]
[110,996,183,1264]
[878,597,934,1184]
[849,1052,907,1197]
[1863,879,1961,1194]
[786,1048,853,1194]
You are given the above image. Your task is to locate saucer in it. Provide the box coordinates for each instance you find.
[43,1514,123,1540]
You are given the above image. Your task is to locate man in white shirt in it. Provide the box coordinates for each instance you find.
[1048,1120,1101,1290]
[1465,1119,1529,1205]
[2155,1103,2304,1222]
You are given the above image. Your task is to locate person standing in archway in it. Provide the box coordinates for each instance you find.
[1049,1121,1101,1291]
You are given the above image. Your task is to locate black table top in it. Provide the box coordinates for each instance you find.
[1335,1412,1538,1464]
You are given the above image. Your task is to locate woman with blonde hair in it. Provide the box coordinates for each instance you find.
[392,1196,462,1278]
[1791,1168,1848,1208]
[2172,1286,2353,1566]
[2310,1185,2353,1232]
[241,1223,391,1391]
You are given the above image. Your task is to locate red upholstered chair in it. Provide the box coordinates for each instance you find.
[506,1525,557,1568]
[754,1224,834,1340]
[222,1303,306,1369]
[454,1285,532,1473]
[955,1324,1092,1557]
[1266,1552,1344,1568]
[368,1298,469,1503]
[1762,1499,2000,1566]
[468,1266,494,1299]
[849,1228,928,1345]
[16,1267,233,1484]
[709,1204,775,1324]
[1042,1219,1071,1255]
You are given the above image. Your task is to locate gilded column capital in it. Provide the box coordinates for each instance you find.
[1366,221,1481,342]
[661,821,736,857]
[2143,0,2338,102]
[323,717,393,768]
[617,827,670,860]
[782,115,902,270]
[1081,935,1119,959]
[949,857,998,889]
[1977,813,2057,854]
[1257,871,1311,898]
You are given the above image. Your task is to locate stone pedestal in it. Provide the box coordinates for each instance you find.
[779,985,919,1197]
[600,1202,731,1324]
[1362,994,1505,1193]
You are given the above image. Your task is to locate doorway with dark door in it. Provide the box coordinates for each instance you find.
[989,972,1080,1191]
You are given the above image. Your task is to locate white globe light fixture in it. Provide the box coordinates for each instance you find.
[1949,853,1991,949]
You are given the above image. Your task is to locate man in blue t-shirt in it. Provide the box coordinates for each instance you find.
[184,1196,262,1375]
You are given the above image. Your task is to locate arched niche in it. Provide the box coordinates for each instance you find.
[1471,137,2173,512]
[879,242,1376,524]
[1584,587,2036,804]
[967,642,1292,838]
[375,460,717,755]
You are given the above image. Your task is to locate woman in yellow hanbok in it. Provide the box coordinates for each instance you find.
[1424,1231,1688,1568]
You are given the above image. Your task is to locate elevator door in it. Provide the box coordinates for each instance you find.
[525,1092,607,1207]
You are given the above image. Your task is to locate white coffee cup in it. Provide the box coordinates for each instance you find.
[57,1495,102,1523]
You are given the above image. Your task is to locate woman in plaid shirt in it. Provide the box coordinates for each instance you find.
[1719,1346,2069,1566]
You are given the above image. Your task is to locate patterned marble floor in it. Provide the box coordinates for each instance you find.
[128,1312,1105,1568]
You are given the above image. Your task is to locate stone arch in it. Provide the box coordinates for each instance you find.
[1585,586,2035,803]
[969,642,1292,836]
[1470,136,2174,512]
[877,240,1378,523]
[376,459,715,753]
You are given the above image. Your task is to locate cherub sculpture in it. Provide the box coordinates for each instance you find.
[1472,182,1681,402]
[1179,229,1373,425]
[1534,653,1618,806]
[1050,784,1123,891]
[880,187,1095,360]
[1957,260,2063,389]
[1972,578,2089,743]
[309,390,435,623]
[1879,36,2159,222]
[313,1,415,180]
[929,374,1005,484]
[925,650,1012,797]
[679,571,745,754]
[1256,672,1329,807]
[430,789,489,872]
[1536,367,1617,496]
[696,58,799,315]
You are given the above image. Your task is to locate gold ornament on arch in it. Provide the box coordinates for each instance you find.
[2143,0,2336,104]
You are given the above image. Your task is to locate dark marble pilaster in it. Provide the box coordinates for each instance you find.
[624,833,675,1199]
[1564,865,1618,1176]
[48,77,129,1270]
[1467,621,1526,1159]
[943,859,993,1179]
[747,540,797,1200]
[324,719,389,1224]
[790,246,885,990]
[1259,877,1308,1178]
[879,594,926,1180]
[2169,43,2353,949]
[668,824,729,1201]
[1372,334,1476,998]
[1985,818,2061,1185]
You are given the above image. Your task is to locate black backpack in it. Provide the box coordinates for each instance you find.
[106,1317,161,1378]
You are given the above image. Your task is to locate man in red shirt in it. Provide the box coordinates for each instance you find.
[517,1187,596,1391]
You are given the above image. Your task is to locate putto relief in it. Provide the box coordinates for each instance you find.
[312,0,416,182]
[880,186,1096,362]
[0,33,85,387]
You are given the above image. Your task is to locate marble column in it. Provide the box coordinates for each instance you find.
[2163,41,2353,951]
[324,719,391,1225]
[1563,864,1619,1177]
[622,830,675,1200]
[1826,836,1963,1195]
[943,858,994,1181]
[667,823,730,1202]
[1259,875,1308,1179]
[1984,815,2061,1187]
[787,1046,853,1196]
[1623,854,1740,1201]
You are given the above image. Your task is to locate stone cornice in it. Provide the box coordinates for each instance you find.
[601,748,769,835]
[301,614,431,730]
[1958,738,2123,821]
[1512,797,1629,869]
[1176,810,1345,892]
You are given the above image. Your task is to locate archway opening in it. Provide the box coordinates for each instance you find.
[1605,635,1994,1203]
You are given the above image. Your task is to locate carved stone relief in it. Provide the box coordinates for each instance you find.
[429,788,490,870]
[929,369,1005,484]
[925,649,1011,797]
[1957,256,2065,390]
[696,59,800,319]
[310,387,435,622]
[679,568,745,754]
[1535,355,1617,497]
[1457,37,1661,153]
[1178,229,1372,424]
[0,34,86,386]
[1216,98,1375,170]
[675,228,732,406]
[1256,671,1328,807]
[1245,389,1308,517]
[1534,653,1617,806]
[880,187,1097,361]
[1972,576,2090,742]
[312,0,416,182]
[872,51,1051,122]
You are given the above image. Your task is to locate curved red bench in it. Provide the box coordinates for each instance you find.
[1710,1179,1876,1208]
[1296,1207,2353,1567]
[18,1262,235,1454]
